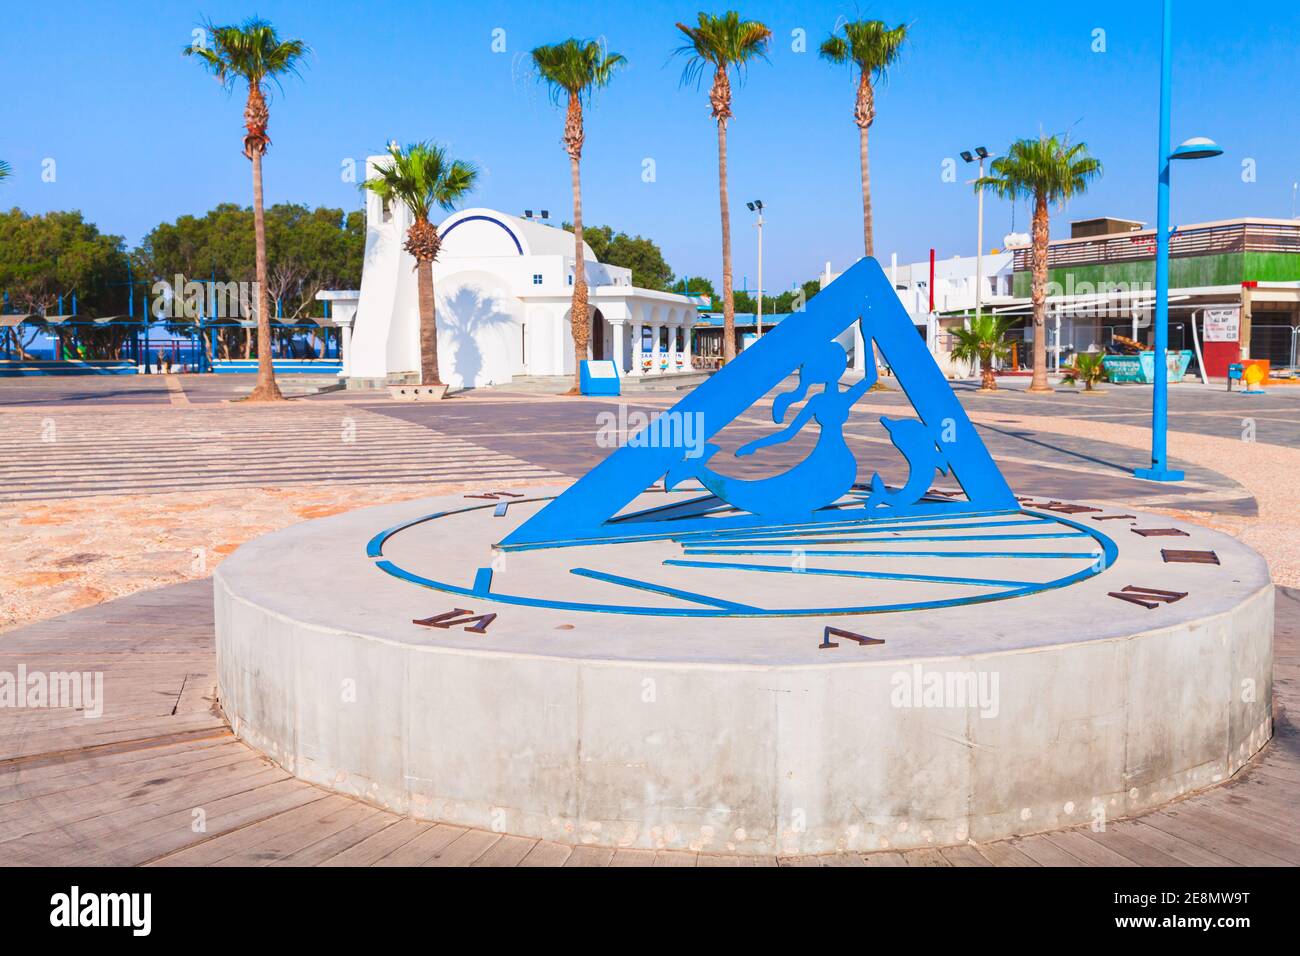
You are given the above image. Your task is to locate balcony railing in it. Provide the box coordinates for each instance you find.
[1012,220,1300,271]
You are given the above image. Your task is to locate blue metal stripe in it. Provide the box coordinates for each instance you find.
[663,559,1038,588]
[439,214,524,254]
[366,496,553,558]
[569,568,757,610]
[680,532,1089,547]
[672,507,1026,541]
[681,548,1097,559]
[679,516,1053,542]
[473,567,493,594]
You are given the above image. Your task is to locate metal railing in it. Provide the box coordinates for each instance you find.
[1012,221,1300,271]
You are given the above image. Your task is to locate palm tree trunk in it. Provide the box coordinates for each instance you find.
[247,147,282,401]
[856,76,875,258]
[567,98,589,394]
[859,123,873,257]
[717,115,735,363]
[416,257,441,386]
[1028,192,1052,393]
[982,358,997,391]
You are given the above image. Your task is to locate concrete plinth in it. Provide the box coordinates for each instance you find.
[215,489,1273,856]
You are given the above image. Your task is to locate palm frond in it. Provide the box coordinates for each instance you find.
[531,38,626,104]
[821,20,908,81]
[363,142,479,223]
[0,160,11,183]
[950,315,1016,364]
[674,11,771,88]
[184,17,309,93]
[973,134,1103,205]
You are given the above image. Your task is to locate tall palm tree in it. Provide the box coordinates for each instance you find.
[363,142,478,388]
[531,38,626,394]
[0,160,10,184]
[185,18,307,402]
[975,134,1102,393]
[676,11,771,364]
[819,19,908,258]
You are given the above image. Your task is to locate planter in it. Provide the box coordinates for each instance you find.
[388,384,449,402]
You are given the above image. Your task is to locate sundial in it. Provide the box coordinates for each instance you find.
[368,258,1117,620]
[214,255,1273,858]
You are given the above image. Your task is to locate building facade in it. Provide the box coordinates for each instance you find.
[350,161,696,388]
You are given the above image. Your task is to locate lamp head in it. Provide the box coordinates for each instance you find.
[1170,137,1223,160]
[960,150,974,163]
[746,202,755,211]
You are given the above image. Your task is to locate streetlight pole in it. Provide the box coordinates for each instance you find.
[962,147,991,375]
[1135,0,1222,482]
[748,200,765,337]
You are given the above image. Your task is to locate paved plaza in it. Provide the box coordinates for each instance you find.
[1,373,1298,866]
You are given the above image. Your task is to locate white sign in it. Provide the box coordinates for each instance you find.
[586,360,617,379]
[1203,308,1240,343]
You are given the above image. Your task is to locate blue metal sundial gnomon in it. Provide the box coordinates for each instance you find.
[500,256,1017,551]
[368,256,1116,618]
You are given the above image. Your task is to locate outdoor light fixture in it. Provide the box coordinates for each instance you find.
[959,148,993,352]
[749,201,766,336]
[1170,137,1223,161]
[524,209,533,218]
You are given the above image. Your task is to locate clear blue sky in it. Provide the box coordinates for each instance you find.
[2,0,1296,290]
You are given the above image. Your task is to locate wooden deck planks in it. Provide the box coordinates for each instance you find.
[1,577,1297,868]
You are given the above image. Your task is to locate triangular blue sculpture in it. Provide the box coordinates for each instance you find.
[500,257,1016,551]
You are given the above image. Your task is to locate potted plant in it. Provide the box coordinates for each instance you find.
[1062,351,1108,392]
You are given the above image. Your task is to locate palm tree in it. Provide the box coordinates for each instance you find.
[975,135,1102,393]
[676,11,771,364]
[819,19,908,258]
[0,160,10,184]
[531,38,626,394]
[363,142,478,388]
[185,18,307,402]
[951,314,1015,392]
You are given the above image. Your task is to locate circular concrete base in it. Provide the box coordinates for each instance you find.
[215,488,1273,856]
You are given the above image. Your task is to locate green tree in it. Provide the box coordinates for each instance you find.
[819,19,908,258]
[951,314,1016,391]
[0,209,131,359]
[0,209,128,315]
[675,11,771,363]
[363,142,477,388]
[975,135,1102,393]
[531,38,626,393]
[0,160,10,184]
[564,223,674,291]
[137,203,363,360]
[185,17,308,401]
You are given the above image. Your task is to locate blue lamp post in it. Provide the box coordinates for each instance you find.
[1136,0,1223,483]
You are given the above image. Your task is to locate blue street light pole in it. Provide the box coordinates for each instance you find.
[1136,0,1223,483]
